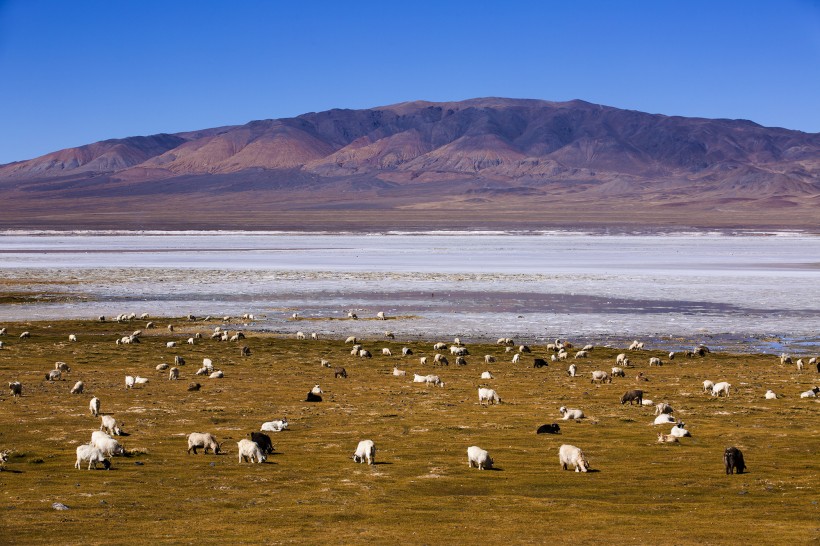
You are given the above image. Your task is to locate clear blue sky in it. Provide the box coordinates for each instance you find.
[1,0,819,164]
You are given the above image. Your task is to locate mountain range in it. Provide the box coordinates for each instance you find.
[2,97,819,230]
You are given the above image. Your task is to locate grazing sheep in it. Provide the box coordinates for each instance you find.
[249,432,275,454]
[809,357,817,366]
[350,344,362,356]
[195,367,209,376]
[209,370,224,379]
[620,389,644,405]
[628,340,643,351]
[655,402,674,415]
[799,386,820,398]
[654,414,676,425]
[511,353,520,364]
[567,364,577,377]
[292,312,299,320]
[384,332,394,339]
[711,382,731,397]
[581,344,593,352]
[484,355,496,364]
[156,363,169,371]
[796,359,804,371]
[305,391,322,402]
[641,399,654,406]
[382,348,392,356]
[187,337,195,345]
[166,341,176,348]
[347,312,358,320]
[669,422,691,437]
[89,397,100,416]
[574,350,589,359]
[780,353,792,365]
[9,381,22,397]
[455,356,467,366]
[90,431,124,456]
[481,371,494,379]
[703,380,715,394]
[19,331,30,339]
[434,354,449,366]
[559,406,584,420]
[75,445,110,470]
[45,370,61,381]
[0,327,6,335]
[657,433,679,444]
[334,367,348,378]
[649,357,663,366]
[533,358,548,368]
[169,367,179,380]
[352,440,376,465]
[724,447,746,474]
[591,370,611,384]
[55,361,71,372]
[419,357,428,366]
[518,345,530,353]
[359,349,372,359]
[296,331,306,340]
[345,336,358,344]
[237,439,266,463]
[537,423,561,434]
[175,356,185,366]
[100,415,122,436]
[376,312,386,320]
[668,351,675,360]
[413,374,444,387]
[402,347,413,356]
[467,446,493,470]
[558,444,589,472]
[260,418,289,432]
[70,381,84,394]
[187,433,221,454]
[392,367,407,377]
[451,346,469,356]
[764,390,777,399]
[694,345,710,357]
[616,353,628,365]
[167,325,174,332]
[611,367,625,378]
[478,387,500,405]
[434,342,447,351]
[68,334,78,342]
[187,382,201,391]
[134,376,148,385]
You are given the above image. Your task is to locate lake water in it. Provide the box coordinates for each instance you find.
[1,230,818,353]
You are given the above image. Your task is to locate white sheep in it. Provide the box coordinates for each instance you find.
[611,367,625,377]
[20,331,30,339]
[423,374,444,387]
[134,376,148,385]
[402,347,412,356]
[382,348,392,356]
[70,381,84,394]
[352,440,376,464]
[567,363,577,377]
[55,361,71,372]
[649,357,662,366]
[296,331,306,340]
[558,444,589,472]
[655,402,674,415]
[209,370,224,379]
[668,351,675,360]
[100,415,122,436]
[187,433,222,454]
[45,370,61,381]
[574,350,589,359]
[702,380,715,394]
[796,359,804,371]
[166,341,176,348]
[467,446,493,470]
[169,367,179,380]
[75,444,110,470]
[237,439,266,463]
[392,367,407,377]
[202,358,214,371]
[419,356,428,366]
[800,387,819,398]
[764,390,777,399]
[511,353,520,364]
[68,334,78,342]
[260,418,289,432]
[616,353,628,365]
[559,406,584,420]
[653,414,676,425]
[481,371,494,379]
[591,370,611,384]
[89,397,100,416]
[711,382,731,397]
[376,311,386,320]
[581,344,593,352]
[478,387,500,405]
[90,431,124,456]
[484,355,496,364]
[156,363,169,371]
[433,342,447,350]
[187,337,195,345]
[359,349,372,359]
[641,399,654,406]
[311,333,319,340]
[345,336,358,343]
[669,423,691,437]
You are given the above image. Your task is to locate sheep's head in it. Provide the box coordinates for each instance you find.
[102,459,111,470]
[214,443,222,454]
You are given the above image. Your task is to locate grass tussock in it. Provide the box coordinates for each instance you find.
[0,318,818,544]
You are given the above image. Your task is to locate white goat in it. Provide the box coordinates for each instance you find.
[467,446,493,470]
[352,439,376,464]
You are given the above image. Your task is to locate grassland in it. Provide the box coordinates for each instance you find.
[0,318,818,545]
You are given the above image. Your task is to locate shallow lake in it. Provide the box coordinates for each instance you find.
[1,230,818,352]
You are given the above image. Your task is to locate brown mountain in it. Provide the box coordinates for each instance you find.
[2,98,819,230]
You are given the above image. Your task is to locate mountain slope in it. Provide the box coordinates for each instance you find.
[1,98,819,230]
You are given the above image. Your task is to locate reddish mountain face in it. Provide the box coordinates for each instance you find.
[1,98,819,230]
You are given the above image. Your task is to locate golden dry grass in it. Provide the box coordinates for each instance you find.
[0,318,818,544]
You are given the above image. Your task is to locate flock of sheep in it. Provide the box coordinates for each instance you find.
[1,316,819,477]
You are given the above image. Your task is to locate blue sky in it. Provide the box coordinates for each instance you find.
[1,0,819,164]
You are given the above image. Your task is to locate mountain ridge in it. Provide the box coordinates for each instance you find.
[2,97,819,230]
